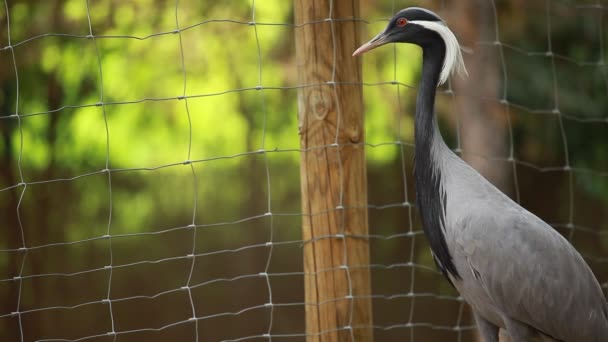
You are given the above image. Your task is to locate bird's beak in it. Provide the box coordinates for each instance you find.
[352,32,390,56]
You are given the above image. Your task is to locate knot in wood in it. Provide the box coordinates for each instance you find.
[349,126,361,143]
[308,89,333,120]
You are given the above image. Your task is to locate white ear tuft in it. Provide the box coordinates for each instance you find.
[410,20,469,85]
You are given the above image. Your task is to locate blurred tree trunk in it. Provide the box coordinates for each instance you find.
[0,85,22,334]
[443,1,512,341]
[445,1,513,197]
[0,3,21,332]
[19,3,66,338]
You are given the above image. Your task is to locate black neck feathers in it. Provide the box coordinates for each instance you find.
[413,40,461,281]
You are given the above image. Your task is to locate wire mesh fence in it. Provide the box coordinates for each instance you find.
[0,0,606,341]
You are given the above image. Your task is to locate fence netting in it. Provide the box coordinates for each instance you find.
[0,0,606,341]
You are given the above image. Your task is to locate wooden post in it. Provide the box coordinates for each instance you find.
[295,0,373,341]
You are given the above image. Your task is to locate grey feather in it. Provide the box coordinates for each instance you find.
[437,142,608,341]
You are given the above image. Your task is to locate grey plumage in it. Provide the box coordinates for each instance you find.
[441,136,608,341]
[354,7,608,342]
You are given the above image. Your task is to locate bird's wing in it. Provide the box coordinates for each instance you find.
[456,206,608,341]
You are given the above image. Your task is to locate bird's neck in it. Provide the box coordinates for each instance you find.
[414,44,446,158]
[413,42,461,280]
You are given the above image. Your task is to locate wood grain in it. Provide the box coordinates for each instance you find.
[295,0,373,341]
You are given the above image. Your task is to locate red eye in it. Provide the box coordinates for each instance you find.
[396,18,407,27]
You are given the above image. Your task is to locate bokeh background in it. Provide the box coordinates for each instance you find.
[1,0,607,341]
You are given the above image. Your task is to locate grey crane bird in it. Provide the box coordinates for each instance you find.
[353,7,608,342]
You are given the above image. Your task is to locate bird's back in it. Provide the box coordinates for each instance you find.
[439,150,608,341]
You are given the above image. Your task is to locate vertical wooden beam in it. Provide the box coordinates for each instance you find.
[294,1,373,341]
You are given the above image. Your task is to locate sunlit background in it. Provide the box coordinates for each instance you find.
[1,0,607,341]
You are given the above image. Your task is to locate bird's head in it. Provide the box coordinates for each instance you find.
[353,7,467,85]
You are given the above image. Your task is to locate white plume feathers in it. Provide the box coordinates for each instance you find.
[410,20,469,86]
